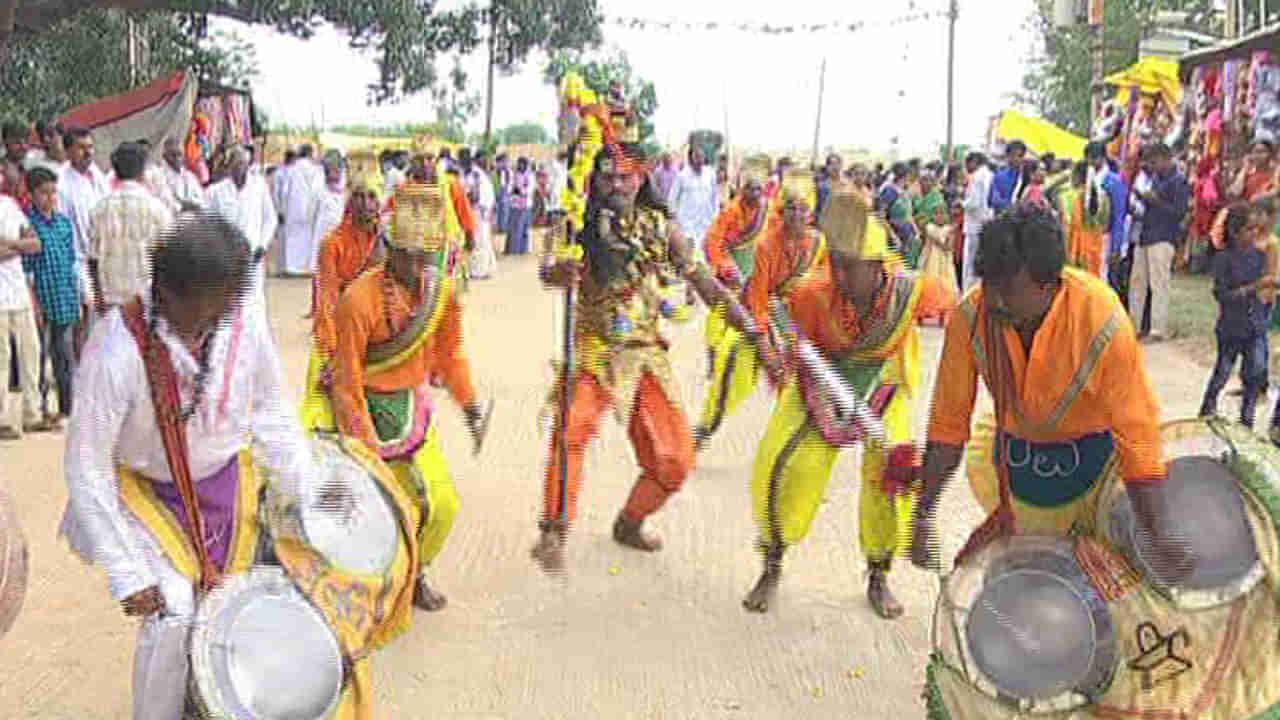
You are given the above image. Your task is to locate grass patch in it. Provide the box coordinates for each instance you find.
[1167,271,1280,374]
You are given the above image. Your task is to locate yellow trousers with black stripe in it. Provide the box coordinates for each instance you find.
[299,346,458,575]
[699,314,762,436]
[750,382,915,562]
[386,424,459,573]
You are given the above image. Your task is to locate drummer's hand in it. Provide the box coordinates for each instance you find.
[122,586,166,617]
[464,402,489,454]
[317,480,355,521]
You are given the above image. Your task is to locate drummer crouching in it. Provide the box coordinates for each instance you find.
[909,206,1190,576]
[59,210,315,719]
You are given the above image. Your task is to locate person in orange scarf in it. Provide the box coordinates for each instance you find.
[306,182,490,612]
[310,176,384,360]
[1062,161,1110,279]
[694,160,771,450]
[910,206,1189,578]
[741,188,954,618]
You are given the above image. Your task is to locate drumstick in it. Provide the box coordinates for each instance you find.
[471,398,495,456]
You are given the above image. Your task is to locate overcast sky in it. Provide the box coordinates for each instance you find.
[220,0,1034,155]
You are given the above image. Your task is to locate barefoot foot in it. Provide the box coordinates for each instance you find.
[867,562,903,620]
[742,567,781,613]
[413,575,448,612]
[612,513,663,552]
[530,524,566,573]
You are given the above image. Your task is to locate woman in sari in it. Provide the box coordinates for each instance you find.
[1211,139,1277,250]
[913,171,946,232]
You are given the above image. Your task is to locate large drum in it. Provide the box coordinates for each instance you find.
[1099,419,1265,610]
[189,566,344,719]
[268,434,400,577]
[0,477,27,639]
[931,535,1117,714]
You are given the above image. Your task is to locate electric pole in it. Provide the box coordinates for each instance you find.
[811,58,826,168]
[1089,0,1105,130]
[945,0,958,165]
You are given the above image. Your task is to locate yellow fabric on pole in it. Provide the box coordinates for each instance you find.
[994,109,1088,160]
[1105,57,1183,110]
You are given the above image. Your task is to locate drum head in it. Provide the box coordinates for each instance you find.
[964,540,1115,704]
[1109,455,1262,608]
[0,479,27,639]
[301,436,399,575]
[191,567,343,720]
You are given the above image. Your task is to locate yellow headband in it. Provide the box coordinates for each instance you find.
[389,183,449,252]
[820,189,888,261]
[778,171,817,211]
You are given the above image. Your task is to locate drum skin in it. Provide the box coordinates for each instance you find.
[0,477,28,639]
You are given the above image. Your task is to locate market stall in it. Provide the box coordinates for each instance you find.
[1097,57,1184,184]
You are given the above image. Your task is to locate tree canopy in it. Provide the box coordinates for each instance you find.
[544,48,658,143]
[0,8,257,122]
[5,0,602,106]
[495,122,552,145]
[1018,0,1220,134]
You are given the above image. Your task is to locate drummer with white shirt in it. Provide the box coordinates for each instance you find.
[60,210,312,720]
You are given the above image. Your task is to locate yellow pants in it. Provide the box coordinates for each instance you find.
[387,424,459,573]
[298,346,459,575]
[750,381,915,563]
[698,320,761,435]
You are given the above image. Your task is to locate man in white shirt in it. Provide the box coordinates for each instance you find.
[159,137,203,210]
[667,147,720,261]
[25,120,68,174]
[961,151,995,291]
[280,145,321,276]
[205,147,278,326]
[86,143,174,315]
[60,210,314,720]
[460,148,497,279]
[0,192,42,439]
[57,128,111,344]
[309,151,347,275]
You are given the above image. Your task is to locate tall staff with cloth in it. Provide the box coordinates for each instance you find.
[303,179,490,612]
[740,188,953,618]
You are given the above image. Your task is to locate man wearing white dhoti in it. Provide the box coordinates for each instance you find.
[60,210,312,720]
[204,148,278,330]
[279,145,320,276]
[309,151,346,275]
[57,128,110,349]
[460,148,497,279]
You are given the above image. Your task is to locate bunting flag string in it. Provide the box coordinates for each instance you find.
[603,9,949,35]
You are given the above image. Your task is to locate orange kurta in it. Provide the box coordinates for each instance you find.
[313,217,379,357]
[741,220,828,331]
[705,196,768,284]
[1066,195,1106,278]
[331,267,476,448]
[446,174,476,240]
[927,268,1164,485]
[789,269,955,355]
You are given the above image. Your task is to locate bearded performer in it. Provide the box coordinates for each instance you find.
[909,205,1186,578]
[60,211,316,718]
[304,180,489,612]
[531,143,703,571]
[742,189,954,618]
[693,161,772,449]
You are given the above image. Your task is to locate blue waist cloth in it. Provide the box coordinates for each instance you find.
[993,429,1115,508]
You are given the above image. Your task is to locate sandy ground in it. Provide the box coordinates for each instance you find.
[0,253,1247,719]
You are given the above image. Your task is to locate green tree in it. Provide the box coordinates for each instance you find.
[5,1,602,111]
[430,57,482,145]
[497,122,552,145]
[1018,0,1218,134]
[544,48,659,144]
[0,8,257,122]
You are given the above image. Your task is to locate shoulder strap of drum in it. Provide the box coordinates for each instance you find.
[121,298,221,591]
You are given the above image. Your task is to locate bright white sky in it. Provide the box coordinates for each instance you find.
[220,0,1033,156]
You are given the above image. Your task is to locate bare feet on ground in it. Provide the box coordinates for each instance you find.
[612,514,662,552]
[413,576,448,611]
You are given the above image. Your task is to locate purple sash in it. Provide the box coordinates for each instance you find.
[147,455,240,572]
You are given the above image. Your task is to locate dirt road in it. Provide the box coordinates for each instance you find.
[0,256,1232,719]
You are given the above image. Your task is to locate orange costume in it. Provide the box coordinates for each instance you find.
[312,208,382,358]
[927,268,1165,553]
[742,215,829,342]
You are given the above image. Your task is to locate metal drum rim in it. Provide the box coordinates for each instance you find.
[190,566,344,720]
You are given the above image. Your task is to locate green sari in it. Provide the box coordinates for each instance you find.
[913,188,945,229]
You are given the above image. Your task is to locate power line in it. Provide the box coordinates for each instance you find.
[602,9,949,35]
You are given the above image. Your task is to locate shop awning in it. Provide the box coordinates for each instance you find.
[991,109,1088,160]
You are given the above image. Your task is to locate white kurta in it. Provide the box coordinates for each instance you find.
[309,185,346,273]
[204,176,279,325]
[281,161,322,275]
[57,163,111,307]
[60,302,311,720]
[160,163,205,209]
[465,169,498,279]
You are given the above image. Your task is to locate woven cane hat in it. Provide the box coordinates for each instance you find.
[389,183,449,252]
[739,156,771,187]
[820,188,888,261]
[778,170,817,210]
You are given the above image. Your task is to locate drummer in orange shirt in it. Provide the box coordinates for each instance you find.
[909,206,1190,577]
